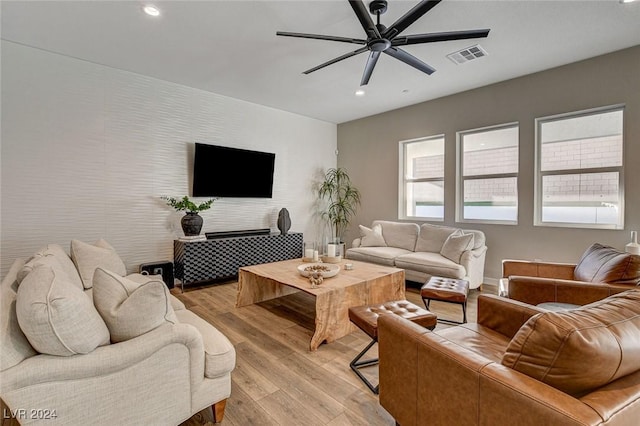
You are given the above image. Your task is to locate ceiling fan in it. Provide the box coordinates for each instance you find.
[277,0,490,86]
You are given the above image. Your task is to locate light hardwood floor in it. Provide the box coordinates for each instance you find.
[175,280,497,426]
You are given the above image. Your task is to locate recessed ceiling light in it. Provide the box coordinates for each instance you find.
[355,90,365,96]
[143,5,161,17]
[620,0,637,3]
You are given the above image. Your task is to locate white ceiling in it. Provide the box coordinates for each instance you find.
[2,1,640,124]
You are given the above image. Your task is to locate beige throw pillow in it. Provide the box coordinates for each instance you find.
[17,244,84,291]
[359,224,387,247]
[415,224,457,253]
[16,266,110,356]
[93,268,178,343]
[440,230,474,263]
[71,239,126,289]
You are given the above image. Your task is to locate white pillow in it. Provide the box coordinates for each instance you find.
[359,224,387,247]
[415,224,457,253]
[70,239,126,289]
[440,230,475,263]
[16,266,110,356]
[17,246,84,291]
[93,268,178,343]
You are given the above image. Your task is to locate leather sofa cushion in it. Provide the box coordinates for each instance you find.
[502,289,640,397]
[437,323,511,363]
[372,220,419,251]
[573,243,640,284]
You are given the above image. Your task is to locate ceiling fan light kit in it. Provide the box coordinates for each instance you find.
[277,0,490,86]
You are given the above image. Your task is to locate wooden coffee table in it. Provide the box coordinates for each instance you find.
[236,258,405,351]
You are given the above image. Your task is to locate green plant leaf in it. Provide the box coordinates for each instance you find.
[317,168,360,240]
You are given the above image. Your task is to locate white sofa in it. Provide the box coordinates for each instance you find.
[346,221,487,289]
[0,240,236,425]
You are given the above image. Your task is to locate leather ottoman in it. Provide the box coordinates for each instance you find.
[348,300,437,394]
[421,276,470,324]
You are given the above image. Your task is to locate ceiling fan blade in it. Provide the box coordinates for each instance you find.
[392,29,490,46]
[384,47,436,75]
[360,51,381,86]
[383,0,441,40]
[348,0,381,39]
[276,31,366,45]
[303,46,369,74]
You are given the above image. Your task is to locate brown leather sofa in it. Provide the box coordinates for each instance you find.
[501,243,640,306]
[378,290,640,426]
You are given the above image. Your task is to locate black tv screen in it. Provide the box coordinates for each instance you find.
[193,143,275,198]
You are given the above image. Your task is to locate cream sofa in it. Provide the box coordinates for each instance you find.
[0,241,236,425]
[346,221,487,289]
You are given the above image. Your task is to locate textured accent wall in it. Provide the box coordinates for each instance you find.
[338,46,640,281]
[1,41,336,277]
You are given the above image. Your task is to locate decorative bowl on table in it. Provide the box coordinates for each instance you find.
[297,263,340,278]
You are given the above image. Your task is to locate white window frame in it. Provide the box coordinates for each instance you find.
[534,104,625,229]
[456,122,519,225]
[398,135,445,221]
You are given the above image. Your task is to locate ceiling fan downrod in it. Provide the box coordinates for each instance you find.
[369,0,387,27]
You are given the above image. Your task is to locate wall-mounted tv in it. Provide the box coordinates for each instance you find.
[192,143,275,198]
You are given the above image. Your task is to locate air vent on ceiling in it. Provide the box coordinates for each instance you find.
[447,44,488,65]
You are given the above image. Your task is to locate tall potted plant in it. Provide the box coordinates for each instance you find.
[162,195,217,236]
[318,168,361,243]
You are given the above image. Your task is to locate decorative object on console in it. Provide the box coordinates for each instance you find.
[277,207,292,235]
[162,195,217,236]
[626,230,640,255]
[318,167,361,244]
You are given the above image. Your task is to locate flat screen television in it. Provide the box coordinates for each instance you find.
[192,143,275,198]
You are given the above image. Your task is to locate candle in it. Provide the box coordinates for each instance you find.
[313,250,319,261]
[327,244,336,257]
[305,249,314,259]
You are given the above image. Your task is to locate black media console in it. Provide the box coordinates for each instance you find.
[174,231,303,289]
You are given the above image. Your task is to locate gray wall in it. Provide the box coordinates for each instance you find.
[1,41,337,277]
[337,45,640,282]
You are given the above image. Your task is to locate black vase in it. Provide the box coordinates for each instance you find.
[277,208,291,235]
[181,212,203,236]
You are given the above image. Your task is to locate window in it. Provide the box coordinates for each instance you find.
[535,105,624,229]
[399,135,444,221]
[457,123,519,224]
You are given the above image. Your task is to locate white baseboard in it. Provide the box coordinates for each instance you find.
[483,277,499,286]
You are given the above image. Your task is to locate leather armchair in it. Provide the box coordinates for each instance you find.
[500,243,640,306]
[378,291,640,426]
